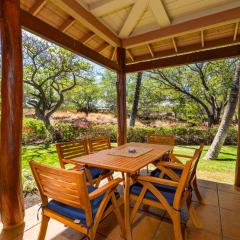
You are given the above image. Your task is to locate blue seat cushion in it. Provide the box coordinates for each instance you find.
[88,167,110,180]
[47,185,119,226]
[130,182,176,206]
[151,167,183,179]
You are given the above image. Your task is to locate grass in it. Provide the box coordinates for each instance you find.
[21,144,237,191]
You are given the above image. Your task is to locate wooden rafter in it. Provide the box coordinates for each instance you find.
[50,0,120,46]
[149,0,170,27]
[125,45,240,73]
[119,0,149,38]
[147,44,154,57]
[90,0,135,17]
[126,49,134,62]
[96,42,110,53]
[59,17,75,33]
[30,0,47,16]
[111,47,117,61]
[122,6,240,48]
[127,35,240,64]
[172,38,178,52]
[201,30,204,47]
[21,10,120,71]
[234,22,239,41]
[81,32,95,44]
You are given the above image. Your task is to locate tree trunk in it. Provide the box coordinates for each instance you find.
[43,117,62,142]
[205,62,240,160]
[130,72,142,127]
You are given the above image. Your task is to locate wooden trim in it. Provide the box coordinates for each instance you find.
[201,30,204,48]
[96,42,110,53]
[50,0,120,47]
[0,0,24,228]
[116,47,127,146]
[90,0,135,17]
[111,47,117,61]
[122,7,240,48]
[147,44,154,58]
[172,38,178,52]
[125,45,240,73]
[21,10,120,71]
[81,32,95,44]
[235,101,240,187]
[29,0,47,16]
[126,49,134,62]
[59,17,75,33]
[234,22,239,41]
[119,0,149,38]
[127,36,240,64]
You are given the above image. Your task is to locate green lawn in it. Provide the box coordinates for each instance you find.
[22,144,237,191]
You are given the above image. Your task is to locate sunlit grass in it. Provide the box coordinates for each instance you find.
[22,144,237,185]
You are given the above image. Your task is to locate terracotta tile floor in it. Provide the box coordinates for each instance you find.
[2,179,240,240]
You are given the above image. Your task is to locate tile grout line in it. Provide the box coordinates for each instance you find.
[217,183,224,240]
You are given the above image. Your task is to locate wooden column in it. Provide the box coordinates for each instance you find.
[0,0,24,229]
[235,101,240,187]
[116,47,127,145]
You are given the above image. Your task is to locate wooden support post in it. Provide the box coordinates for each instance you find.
[0,0,24,230]
[116,47,127,146]
[235,101,240,187]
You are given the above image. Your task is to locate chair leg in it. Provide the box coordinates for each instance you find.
[172,212,183,240]
[37,215,49,240]
[187,197,202,228]
[192,177,203,203]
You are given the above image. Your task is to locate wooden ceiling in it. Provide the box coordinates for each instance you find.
[21,0,240,67]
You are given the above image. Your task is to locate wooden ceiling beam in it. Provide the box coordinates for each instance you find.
[172,38,178,52]
[119,0,149,38]
[126,36,240,64]
[111,47,117,61]
[30,0,48,16]
[147,43,154,58]
[234,22,239,41]
[90,0,135,17]
[149,0,170,27]
[122,6,240,48]
[50,0,120,47]
[81,32,96,44]
[21,10,120,71]
[126,49,134,62]
[125,45,240,73]
[96,42,110,53]
[201,30,204,47]
[59,17,75,33]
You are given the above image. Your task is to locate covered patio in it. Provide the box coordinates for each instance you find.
[1,0,240,239]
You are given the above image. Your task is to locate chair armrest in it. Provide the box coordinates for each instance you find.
[137,175,179,188]
[172,153,192,159]
[89,178,122,200]
[157,161,184,169]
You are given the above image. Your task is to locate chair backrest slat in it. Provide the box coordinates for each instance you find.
[88,136,111,153]
[56,140,89,168]
[30,161,89,209]
[147,134,175,146]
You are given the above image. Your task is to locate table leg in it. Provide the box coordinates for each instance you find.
[124,173,133,240]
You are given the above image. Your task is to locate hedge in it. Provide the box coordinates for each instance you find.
[22,118,238,145]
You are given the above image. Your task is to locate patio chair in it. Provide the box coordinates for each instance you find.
[151,144,204,202]
[29,161,125,240]
[146,134,176,172]
[130,156,202,240]
[56,139,113,187]
[88,136,112,153]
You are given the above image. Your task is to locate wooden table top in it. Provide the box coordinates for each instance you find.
[70,142,173,174]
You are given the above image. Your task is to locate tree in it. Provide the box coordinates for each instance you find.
[149,60,236,126]
[129,72,142,126]
[205,61,240,160]
[23,31,91,140]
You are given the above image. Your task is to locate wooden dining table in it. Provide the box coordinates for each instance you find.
[69,142,173,240]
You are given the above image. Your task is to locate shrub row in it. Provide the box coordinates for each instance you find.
[22,118,238,145]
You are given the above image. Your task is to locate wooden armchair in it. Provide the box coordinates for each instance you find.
[29,160,125,240]
[130,157,201,240]
[56,139,113,187]
[151,144,204,202]
[146,134,176,172]
[88,136,112,153]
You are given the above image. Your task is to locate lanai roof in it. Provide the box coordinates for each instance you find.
[21,0,240,68]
